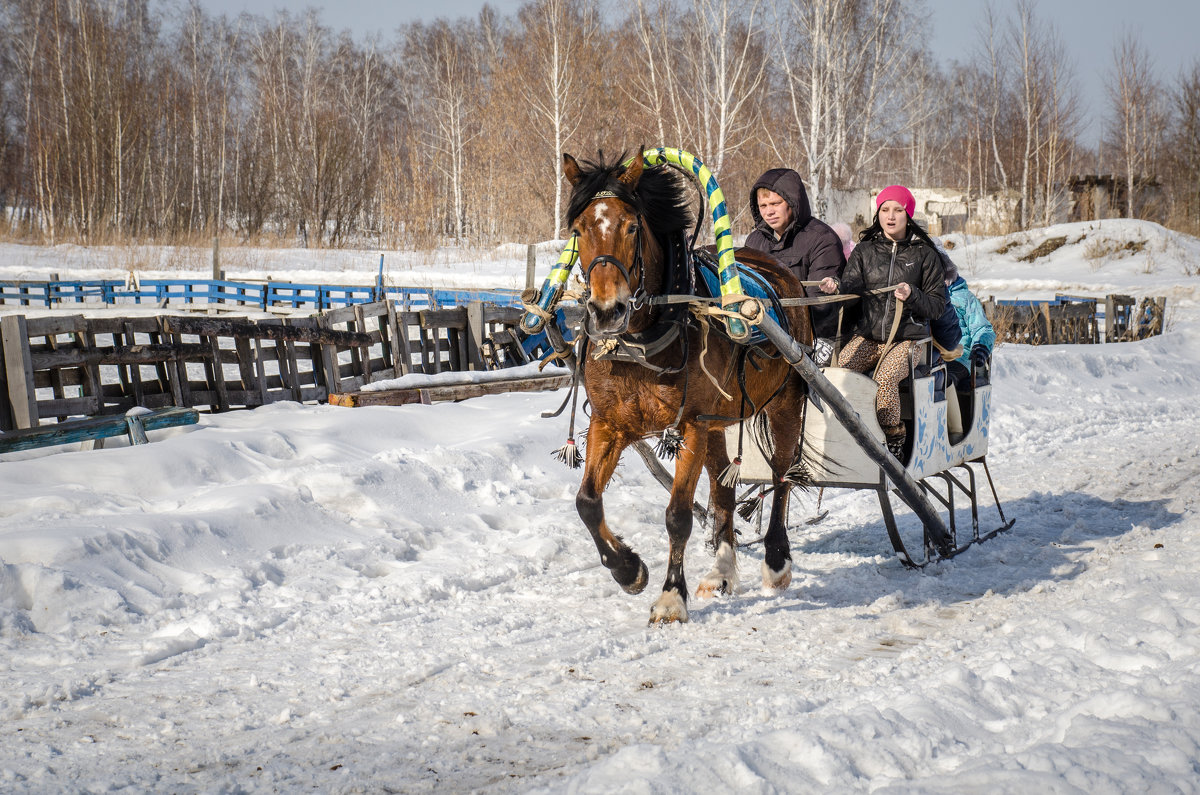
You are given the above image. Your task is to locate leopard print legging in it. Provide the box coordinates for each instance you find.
[836,336,916,438]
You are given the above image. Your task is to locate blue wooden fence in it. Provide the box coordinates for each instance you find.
[0,277,523,312]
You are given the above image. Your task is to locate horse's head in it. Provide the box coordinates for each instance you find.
[563,152,651,337]
[563,150,692,339]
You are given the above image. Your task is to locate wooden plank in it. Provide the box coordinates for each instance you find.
[0,407,199,454]
[233,335,261,405]
[1,315,38,429]
[252,337,271,406]
[163,316,371,347]
[395,310,417,376]
[0,327,10,431]
[123,321,147,407]
[317,317,341,397]
[22,315,89,337]
[328,373,571,407]
[351,304,370,383]
[466,301,486,371]
[381,301,399,377]
[87,323,113,406]
[207,334,230,411]
[46,329,69,419]
[125,413,149,445]
[167,327,193,408]
[278,337,301,401]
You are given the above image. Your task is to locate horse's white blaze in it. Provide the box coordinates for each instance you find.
[696,541,738,598]
[593,202,612,238]
[649,589,688,623]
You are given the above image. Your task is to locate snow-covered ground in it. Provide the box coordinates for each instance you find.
[2,219,1200,792]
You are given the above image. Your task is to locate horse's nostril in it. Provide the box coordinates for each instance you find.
[588,299,629,334]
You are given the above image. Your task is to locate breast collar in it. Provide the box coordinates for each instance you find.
[586,232,695,372]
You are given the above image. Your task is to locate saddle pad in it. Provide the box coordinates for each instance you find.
[695,257,789,345]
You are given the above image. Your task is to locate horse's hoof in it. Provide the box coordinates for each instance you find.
[648,590,688,624]
[695,576,732,599]
[695,543,738,598]
[761,559,792,591]
[617,558,649,595]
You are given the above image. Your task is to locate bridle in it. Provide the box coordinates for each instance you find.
[578,191,649,313]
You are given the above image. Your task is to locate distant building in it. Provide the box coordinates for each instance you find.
[818,178,1167,236]
[823,187,1018,236]
[1067,175,1163,222]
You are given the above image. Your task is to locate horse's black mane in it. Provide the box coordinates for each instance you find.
[566,151,695,237]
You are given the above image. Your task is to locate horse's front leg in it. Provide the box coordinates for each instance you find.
[761,472,795,590]
[576,421,648,594]
[762,398,807,590]
[695,427,738,599]
[651,424,709,624]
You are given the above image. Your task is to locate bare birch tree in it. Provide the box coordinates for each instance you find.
[677,0,766,177]
[1167,61,1200,231]
[514,0,597,238]
[405,20,483,245]
[1036,26,1080,225]
[773,0,925,213]
[1105,32,1164,218]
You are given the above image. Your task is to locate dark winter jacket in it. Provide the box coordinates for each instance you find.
[745,168,846,338]
[838,231,946,343]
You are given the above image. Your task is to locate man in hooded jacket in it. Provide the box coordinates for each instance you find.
[745,168,847,346]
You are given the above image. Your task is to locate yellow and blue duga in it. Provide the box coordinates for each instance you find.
[520,147,749,340]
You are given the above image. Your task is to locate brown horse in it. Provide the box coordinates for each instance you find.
[563,150,815,623]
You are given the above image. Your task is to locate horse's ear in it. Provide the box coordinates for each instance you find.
[619,149,644,189]
[562,153,582,186]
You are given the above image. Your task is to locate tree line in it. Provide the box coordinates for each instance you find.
[0,0,1197,249]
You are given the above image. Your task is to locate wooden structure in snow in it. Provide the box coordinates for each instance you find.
[0,301,545,433]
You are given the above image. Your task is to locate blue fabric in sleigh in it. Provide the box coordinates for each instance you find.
[694,256,789,346]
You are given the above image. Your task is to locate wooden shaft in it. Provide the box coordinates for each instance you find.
[755,313,952,555]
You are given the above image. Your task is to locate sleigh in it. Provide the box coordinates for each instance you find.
[728,338,1013,567]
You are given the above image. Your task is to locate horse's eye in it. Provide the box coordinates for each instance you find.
[628,223,640,235]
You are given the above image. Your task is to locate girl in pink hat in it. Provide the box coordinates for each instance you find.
[817,185,946,460]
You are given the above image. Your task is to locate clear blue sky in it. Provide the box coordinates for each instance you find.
[201,0,1199,147]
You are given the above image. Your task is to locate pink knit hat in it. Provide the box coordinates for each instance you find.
[875,185,915,217]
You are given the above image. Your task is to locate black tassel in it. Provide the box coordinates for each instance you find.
[655,428,684,460]
[552,438,582,469]
[736,489,763,522]
[780,459,814,489]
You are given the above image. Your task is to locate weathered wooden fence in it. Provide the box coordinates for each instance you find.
[0,277,522,312]
[985,294,1166,346]
[0,301,541,432]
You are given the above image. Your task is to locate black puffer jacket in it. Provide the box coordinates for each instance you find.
[838,231,946,342]
[745,168,845,338]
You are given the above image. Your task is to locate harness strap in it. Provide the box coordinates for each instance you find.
[872,296,906,381]
[649,285,895,309]
[696,315,735,401]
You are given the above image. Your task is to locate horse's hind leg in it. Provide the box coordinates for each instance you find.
[577,423,648,594]
[650,425,710,624]
[696,427,738,599]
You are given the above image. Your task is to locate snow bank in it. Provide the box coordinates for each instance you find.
[2,221,1200,791]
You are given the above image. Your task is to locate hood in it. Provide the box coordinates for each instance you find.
[749,168,813,233]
